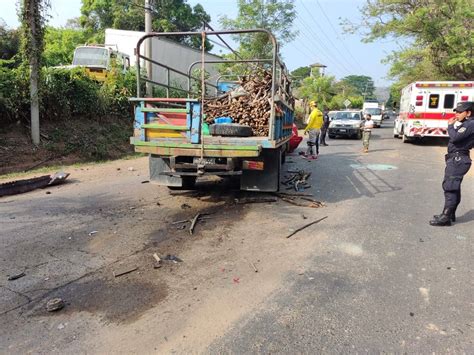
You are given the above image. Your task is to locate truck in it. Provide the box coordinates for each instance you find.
[393,81,474,143]
[362,99,383,127]
[129,29,295,192]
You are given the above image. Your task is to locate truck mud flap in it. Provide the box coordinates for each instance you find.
[240,148,281,192]
[149,155,184,187]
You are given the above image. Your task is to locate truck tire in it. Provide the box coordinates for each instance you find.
[209,123,253,137]
[402,133,410,143]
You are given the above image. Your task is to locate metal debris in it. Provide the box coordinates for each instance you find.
[282,170,311,192]
[0,171,70,197]
[164,255,183,263]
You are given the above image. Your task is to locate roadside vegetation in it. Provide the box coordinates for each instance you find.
[0,0,472,175]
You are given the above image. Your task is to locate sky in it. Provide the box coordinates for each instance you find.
[1,0,402,87]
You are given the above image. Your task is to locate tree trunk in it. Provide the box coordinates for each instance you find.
[27,0,40,145]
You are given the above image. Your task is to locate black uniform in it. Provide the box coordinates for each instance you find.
[442,116,474,210]
[320,112,330,146]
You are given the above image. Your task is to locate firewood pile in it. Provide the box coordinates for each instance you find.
[203,70,273,136]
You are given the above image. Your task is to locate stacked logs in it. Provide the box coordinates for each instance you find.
[203,70,273,136]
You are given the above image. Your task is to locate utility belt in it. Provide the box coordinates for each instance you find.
[445,151,470,162]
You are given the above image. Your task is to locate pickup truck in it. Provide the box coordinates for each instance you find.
[129,29,295,192]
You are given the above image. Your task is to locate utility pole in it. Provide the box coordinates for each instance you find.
[145,0,153,96]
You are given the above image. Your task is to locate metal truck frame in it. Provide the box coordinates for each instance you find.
[129,29,295,192]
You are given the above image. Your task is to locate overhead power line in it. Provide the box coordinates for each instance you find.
[297,0,358,75]
[314,0,367,74]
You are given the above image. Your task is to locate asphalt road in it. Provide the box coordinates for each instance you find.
[1,118,472,353]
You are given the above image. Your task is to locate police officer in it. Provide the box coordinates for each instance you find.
[430,101,474,226]
[320,108,330,146]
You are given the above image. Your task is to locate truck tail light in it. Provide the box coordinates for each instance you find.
[416,95,423,100]
[416,101,423,106]
[461,95,469,101]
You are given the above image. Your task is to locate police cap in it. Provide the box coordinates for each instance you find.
[453,101,474,113]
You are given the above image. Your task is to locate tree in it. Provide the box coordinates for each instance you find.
[339,75,375,99]
[43,27,89,67]
[220,0,297,58]
[0,20,20,61]
[20,0,49,145]
[79,0,212,49]
[290,66,311,86]
[349,0,473,81]
[297,74,337,109]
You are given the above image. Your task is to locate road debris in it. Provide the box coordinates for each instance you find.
[46,298,65,312]
[153,253,162,269]
[286,216,328,239]
[88,231,98,236]
[128,167,135,171]
[181,203,191,209]
[141,180,150,184]
[164,255,183,263]
[273,192,324,208]
[189,213,201,235]
[7,271,26,281]
[233,277,240,284]
[234,197,277,204]
[282,170,311,192]
[250,262,259,273]
[0,171,70,197]
[113,266,138,277]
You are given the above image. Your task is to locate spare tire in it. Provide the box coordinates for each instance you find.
[209,123,253,137]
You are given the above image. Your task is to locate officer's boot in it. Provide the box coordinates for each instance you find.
[433,206,456,222]
[429,208,455,226]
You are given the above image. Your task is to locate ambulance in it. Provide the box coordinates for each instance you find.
[393,81,474,142]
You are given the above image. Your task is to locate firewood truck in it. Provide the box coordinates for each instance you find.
[393,81,474,143]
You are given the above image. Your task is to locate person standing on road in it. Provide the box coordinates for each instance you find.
[362,113,374,153]
[320,108,330,146]
[430,101,474,226]
[303,101,323,159]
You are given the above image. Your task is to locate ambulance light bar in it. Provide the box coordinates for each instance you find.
[415,83,473,88]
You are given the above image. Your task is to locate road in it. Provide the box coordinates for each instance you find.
[1,119,473,353]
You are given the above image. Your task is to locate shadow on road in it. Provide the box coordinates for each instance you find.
[456,209,474,224]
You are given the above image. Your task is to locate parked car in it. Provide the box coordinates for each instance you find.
[328,110,364,139]
[288,123,303,153]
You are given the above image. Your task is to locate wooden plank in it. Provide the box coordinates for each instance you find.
[141,108,188,113]
[142,124,188,131]
[135,146,260,158]
[133,140,260,151]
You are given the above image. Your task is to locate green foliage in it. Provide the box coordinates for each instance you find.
[339,75,375,98]
[290,66,311,86]
[79,0,212,49]
[0,62,136,125]
[348,0,473,81]
[297,75,337,109]
[43,27,89,66]
[20,0,50,65]
[0,21,20,61]
[220,0,297,59]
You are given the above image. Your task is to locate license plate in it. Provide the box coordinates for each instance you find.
[339,129,346,132]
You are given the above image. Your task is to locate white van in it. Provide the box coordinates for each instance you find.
[393,81,474,142]
[362,100,382,127]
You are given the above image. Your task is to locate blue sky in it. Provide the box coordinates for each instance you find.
[1,0,401,86]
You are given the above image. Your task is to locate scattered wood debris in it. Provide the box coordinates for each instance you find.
[234,196,277,204]
[46,298,65,312]
[113,266,138,278]
[0,171,70,197]
[282,170,312,192]
[286,216,328,239]
[7,271,26,281]
[153,253,162,269]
